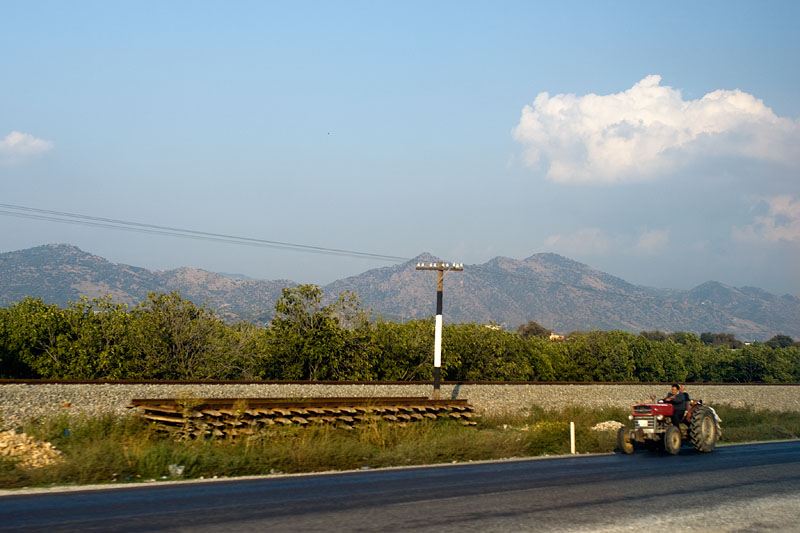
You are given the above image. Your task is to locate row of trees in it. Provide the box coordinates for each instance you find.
[1,286,799,383]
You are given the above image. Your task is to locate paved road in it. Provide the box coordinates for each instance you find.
[1,441,799,532]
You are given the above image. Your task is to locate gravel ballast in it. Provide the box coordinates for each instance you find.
[2,382,799,426]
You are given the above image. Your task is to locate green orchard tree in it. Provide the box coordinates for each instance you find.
[443,323,532,381]
[55,296,132,379]
[517,320,552,339]
[125,291,226,379]
[0,297,69,378]
[372,319,435,381]
[265,285,377,380]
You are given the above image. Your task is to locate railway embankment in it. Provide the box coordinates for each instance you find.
[1,382,799,425]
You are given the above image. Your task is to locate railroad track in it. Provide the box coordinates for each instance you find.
[129,397,477,437]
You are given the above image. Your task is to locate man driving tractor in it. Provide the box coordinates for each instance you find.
[662,384,690,427]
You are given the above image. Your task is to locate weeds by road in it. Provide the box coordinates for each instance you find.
[1,405,798,490]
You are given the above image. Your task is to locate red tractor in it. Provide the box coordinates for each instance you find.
[617,398,721,455]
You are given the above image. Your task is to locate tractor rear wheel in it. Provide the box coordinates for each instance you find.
[617,427,634,454]
[690,406,718,452]
[664,425,681,455]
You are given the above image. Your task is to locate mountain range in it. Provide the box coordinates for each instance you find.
[1,244,798,341]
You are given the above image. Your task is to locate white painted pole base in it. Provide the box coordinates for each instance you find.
[570,421,576,454]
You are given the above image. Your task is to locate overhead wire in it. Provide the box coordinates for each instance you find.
[0,203,410,262]
[2,203,585,288]
[0,202,715,312]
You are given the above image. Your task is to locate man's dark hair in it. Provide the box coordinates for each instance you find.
[671,383,680,389]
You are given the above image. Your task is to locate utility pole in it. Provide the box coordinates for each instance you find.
[416,261,463,399]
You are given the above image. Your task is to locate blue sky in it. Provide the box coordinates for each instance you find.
[2,1,799,295]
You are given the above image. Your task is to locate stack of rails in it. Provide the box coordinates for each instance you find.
[129,397,477,437]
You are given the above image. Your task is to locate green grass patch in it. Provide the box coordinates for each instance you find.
[1,404,798,490]
[713,405,800,442]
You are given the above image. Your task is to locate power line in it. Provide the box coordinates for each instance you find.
[0,203,411,263]
[2,203,586,289]
[0,203,712,311]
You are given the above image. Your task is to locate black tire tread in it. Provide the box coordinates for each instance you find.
[617,427,634,454]
[689,406,718,452]
[664,425,681,455]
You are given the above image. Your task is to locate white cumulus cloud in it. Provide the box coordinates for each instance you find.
[733,195,800,243]
[0,131,54,164]
[513,75,800,183]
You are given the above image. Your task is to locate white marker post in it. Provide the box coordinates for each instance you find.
[570,421,576,454]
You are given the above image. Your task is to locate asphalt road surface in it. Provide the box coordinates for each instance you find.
[1,441,799,532]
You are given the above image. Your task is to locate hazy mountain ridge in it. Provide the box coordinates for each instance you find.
[0,244,291,323]
[335,252,785,339]
[1,244,798,340]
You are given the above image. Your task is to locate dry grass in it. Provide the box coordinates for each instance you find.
[1,405,796,490]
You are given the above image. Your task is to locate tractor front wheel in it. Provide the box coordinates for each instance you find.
[664,425,681,455]
[617,427,634,454]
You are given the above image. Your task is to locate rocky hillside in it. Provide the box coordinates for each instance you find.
[326,253,800,340]
[1,244,798,340]
[0,244,290,323]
